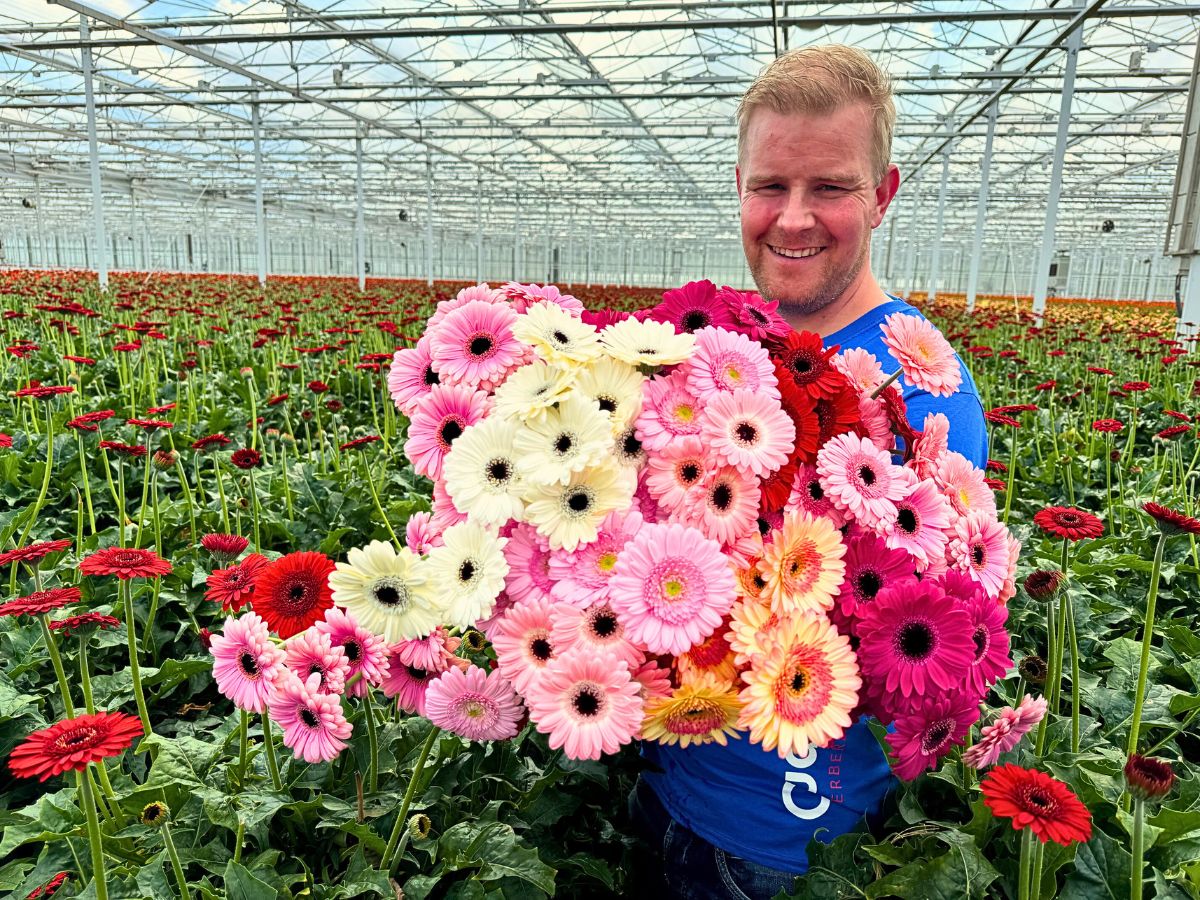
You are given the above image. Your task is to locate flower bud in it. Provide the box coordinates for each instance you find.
[1018,655,1048,685]
[140,800,170,827]
[1023,569,1063,602]
[408,813,432,840]
[152,449,179,472]
[1125,754,1176,801]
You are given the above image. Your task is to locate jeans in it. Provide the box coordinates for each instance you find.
[627,776,800,900]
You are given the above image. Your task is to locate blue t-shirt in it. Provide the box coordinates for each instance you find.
[642,296,988,873]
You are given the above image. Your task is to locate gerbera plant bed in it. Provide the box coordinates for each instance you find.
[0,269,1196,900]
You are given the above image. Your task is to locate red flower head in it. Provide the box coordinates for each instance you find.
[26,871,70,899]
[8,711,144,781]
[252,551,335,637]
[1033,506,1103,542]
[49,611,121,636]
[1022,569,1063,602]
[14,384,74,400]
[0,587,82,618]
[308,380,330,394]
[191,434,231,452]
[1143,502,1200,537]
[0,540,72,568]
[201,533,249,563]
[1091,419,1123,433]
[230,448,263,470]
[981,764,1092,845]
[99,441,147,458]
[1155,425,1192,441]
[80,547,172,580]
[1124,754,1176,801]
[205,552,269,613]
[339,435,380,452]
[126,418,173,431]
[0,433,11,448]
[1121,381,1151,393]
[267,393,289,406]
[770,331,842,400]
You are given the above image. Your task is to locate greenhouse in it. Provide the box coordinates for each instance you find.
[2,1,1200,899]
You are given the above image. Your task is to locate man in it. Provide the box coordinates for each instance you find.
[629,45,988,899]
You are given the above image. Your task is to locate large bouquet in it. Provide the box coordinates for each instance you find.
[212,279,1020,781]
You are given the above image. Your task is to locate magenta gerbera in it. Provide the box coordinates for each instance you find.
[686,326,779,401]
[886,691,979,781]
[269,671,353,763]
[284,627,352,696]
[380,634,454,715]
[959,591,1012,697]
[429,299,524,391]
[314,608,389,698]
[785,463,848,529]
[716,285,789,343]
[647,279,734,334]
[524,651,644,760]
[210,611,286,713]
[816,432,908,529]
[700,389,795,479]
[502,523,555,605]
[403,382,491,481]
[833,526,918,630]
[424,665,524,742]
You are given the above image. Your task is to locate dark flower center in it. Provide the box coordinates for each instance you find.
[423,365,440,386]
[1023,788,1057,813]
[375,585,402,606]
[286,583,308,606]
[552,330,570,344]
[568,491,590,512]
[622,433,642,457]
[971,543,986,566]
[343,640,362,662]
[682,309,710,332]
[573,687,601,716]
[736,422,758,444]
[712,484,733,511]
[859,465,877,486]
[921,718,954,753]
[897,508,918,533]
[555,433,573,454]
[681,462,701,484]
[531,638,552,661]
[300,708,320,728]
[469,335,493,357]
[239,651,259,676]
[748,307,768,325]
[592,613,618,637]
[488,459,511,481]
[459,560,476,583]
[440,418,464,445]
[807,480,825,502]
[406,665,428,680]
[897,620,934,660]
[791,354,814,376]
[791,670,807,692]
[855,570,882,600]
[57,727,98,750]
[598,396,617,413]
[972,625,989,661]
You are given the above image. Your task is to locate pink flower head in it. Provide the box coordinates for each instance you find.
[550,600,644,670]
[503,523,555,605]
[424,665,524,742]
[880,313,962,398]
[935,451,997,519]
[631,657,674,704]
[428,284,503,329]
[948,510,1012,600]
[525,651,644,760]
[833,347,886,396]
[404,511,441,554]
[958,591,1012,697]
[785,463,848,528]
[816,432,907,529]
[877,473,952,571]
[404,382,491,481]
[644,436,710,514]
[677,465,761,547]
[270,671,353,763]
[491,596,557,696]
[314,608,389,698]
[430,478,469,534]
[210,611,286,713]
[833,526,918,631]
[716,286,789,343]
[429,299,523,391]
[857,394,894,453]
[909,413,950,481]
[380,632,454,714]
[549,509,644,607]
[686,326,779,402]
[886,691,979,780]
[963,695,1047,769]
[635,369,703,452]
[388,335,439,417]
[700,389,795,479]
[648,280,733,334]
[607,522,737,656]
[284,628,352,695]
[501,282,584,315]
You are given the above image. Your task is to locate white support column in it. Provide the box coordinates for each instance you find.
[33,176,45,268]
[1032,24,1083,320]
[80,15,108,290]
[903,179,922,297]
[425,151,434,287]
[476,178,484,284]
[355,132,366,291]
[586,230,593,287]
[251,101,267,287]
[966,99,998,313]
[514,195,523,281]
[928,142,952,302]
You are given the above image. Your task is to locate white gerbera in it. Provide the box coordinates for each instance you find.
[514,394,613,485]
[523,461,634,551]
[490,358,576,424]
[442,417,526,527]
[512,302,603,365]
[424,521,509,628]
[328,541,442,641]
[572,356,646,432]
[599,317,696,367]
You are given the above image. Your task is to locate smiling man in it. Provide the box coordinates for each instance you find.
[628,46,989,899]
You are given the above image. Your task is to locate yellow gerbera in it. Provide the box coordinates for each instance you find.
[738,614,860,758]
[726,595,778,666]
[642,671,743,749]
[757,511,846,617]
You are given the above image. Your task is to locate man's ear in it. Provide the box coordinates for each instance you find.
[872,164,901,228]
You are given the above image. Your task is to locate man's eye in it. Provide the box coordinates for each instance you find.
[755,184,784,192]
[819,185,846,192]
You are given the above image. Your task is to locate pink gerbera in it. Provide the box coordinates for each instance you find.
[549,600,644,670]
[491,597,557,696]
[388,335,440,416]
[857,395,894,453]
[501,282,584,315]
[428,283,503,329]
[524,651,644,760]
[686,326,779,401]
[959,592,1012,697]
[677,465,761,547]
[607,522,737,656]
[909,413,950,481]
[857,580,976,699]
[886,691,979,781]
[269,671,353,763]
[833,347,886,395]
[429,299,524,391]
[635,369,703,452]
[284,628,352,695]
[424,665,524,741]
[210,611,286,713]
[947,511,1012,600]
[700,390,795,479]
[549,509,644,607]
[785,463,847,528]
[430,478,468,533]
[503,523,555,605]
[716,285,789,343]
[880,312,962,398]
[962,695,1047,769]
[816,432,907,529]
[877,474,952,571]
[404,383,491,481]
[647,280,734,334]
[404,511,441,554]
[314,608,389,698]
[935,451,997,519]
[380,633,454,714]
[833,526,918,631]
[644,437,709,513]
[631,658,674,705]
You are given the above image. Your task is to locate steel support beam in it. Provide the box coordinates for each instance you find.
[79,15,107,290]
[929,142,952,301]
[355,132,365,291]
[425,152,434,287]
[252,101,268,287]
[966,100,998,313]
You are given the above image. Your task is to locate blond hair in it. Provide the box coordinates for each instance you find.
[737,45,896,183]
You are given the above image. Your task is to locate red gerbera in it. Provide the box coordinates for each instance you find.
[1124,754,1176,800]
[984,411,1021,428]
[1092,419,1123,433]
[1122,381,1151,393]
[0,587,82,618]
[339,435,381,452]
[79,547,172,580]
[776,367,821,463]
[0,540,72,567]
[0,433,11,449]
[205,552,269,612]
[1143,502,1200,537]
[230,448,263,470]
[200,533,249,563]
[770,331,842,400]
[26,871,70,899]
[981,764,1092,845]
[126,418,173,431]
[1155,425,1192,440]
[267,393,289,406]
[251,551,335,637]
[308,380,330,394]
[8,711,144,781]
[99,441,147,457]
[49,611,121,636]
[1032,507,1103,542]
[191,434,231,452]
[66,409,116,432]
[14,385,74,400]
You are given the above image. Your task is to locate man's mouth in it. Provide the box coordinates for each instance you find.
[768,245,824,259]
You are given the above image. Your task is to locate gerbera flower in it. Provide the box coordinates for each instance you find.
[8,710,144,781]
[572,356,645,432]
[25,871,69,899]
[522,462,632,551]
[1033,506,1104,542]
[960,592,1012,696]
[856,580,975,700]
[49,611,120,636]
[834,527,916,627]
[631,658,674,704]
[424,665,524,742]
[935,451,997,519]
[675,617,738,687]
[314,608,389,698]
[833,347,885,395]
[816,433,907,529]
[886,691,979,781]
[599,316,696,368]
[738,614,860,758]
[388,335,440,416]
[908,413,950,481]
[205,553,269,613]
[230,448,262,470]
[269,671,353,764]
[880,313,962,397]
[513,301,602,364]
[514,395,612,485]
[785,463,847,528]
[0,586,81,619]
[429,299,523,390]
[0,539,72,568]
[380,637,452,714]
[210,611,286,712]
[647,279,733,334]
[717,285,789,343]
[525,652,644,760]
[501,281,584,315]
[677,465,761,547]
[502,523,554,604]
[490,358,576,424]
[1092,418,1123,433]
[877,475,952,571]
[607,522,737,656]
[1023,569,1063,602]
[635,369,704,452]
[328,542,442,641]
[686,326,779,401]
[284,628,351,695]
[79,546,172,580]
[443,417,526,527]
[1125,754,1177,800]
[947,511,1014,600]
[491,597,557,695]
[727,596,778,666]
[424,521,508,628]
[1143,502,1200,536]
[253,551,336,638]
[700,389,795,478]
[963,695,1047,769]
[981,764,1093,845]
[404,383,491,481]
[771,330,842,400]
[404,511,440,554]
[549,599,643,670]
[548,509,643,607]
[200,533,249,564]
[757,511,846,618]
[642,672,742,748]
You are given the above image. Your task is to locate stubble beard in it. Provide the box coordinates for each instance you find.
[748,237,869,317]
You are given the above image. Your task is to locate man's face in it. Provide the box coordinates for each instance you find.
[737,102,898,314]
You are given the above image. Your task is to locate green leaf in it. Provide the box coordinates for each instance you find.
[864,832,998,900]
[404,873,443,900]
[438,821,557,895]
[1102,638,1150,690]
[223,860,279,900]
[1059,830,1131,900]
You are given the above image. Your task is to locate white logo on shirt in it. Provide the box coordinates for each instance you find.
[781,748,831,820]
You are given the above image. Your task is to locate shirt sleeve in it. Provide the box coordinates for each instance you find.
[902,388,990,469]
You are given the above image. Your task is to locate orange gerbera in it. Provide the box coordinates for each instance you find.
[757,511,846,617]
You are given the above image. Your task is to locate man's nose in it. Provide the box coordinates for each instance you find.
[776,190,817,233]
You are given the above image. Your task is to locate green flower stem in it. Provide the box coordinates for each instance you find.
[214,457,230,533]
[261,711,284,791]
[1017,828,1033,900]
[363,686,380,793]
[78,766,109,900]
[246,468,261,553]
[122,580,154,738]
[1127,532,1167,759]
[76,431,97,535]
[38,614,77,719]
[233,818,245,866]
[1105,437,1116,534]
[12,410,55,591]
[1066,593,1082,754]
[1131,795,1145,900]
[361,454,400,549]
[117,460,127,547]
[161,820,190,900]
[144,577,163,659]
[247,380,258,452]
[868,367,903,400]
[171,457,197,540]
[382,726,440,871]
[77,636,118,802]
[1003,426,1018,526]
[1035,599,1058,757]
[133,438,154,549]
[238,709,249,787]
